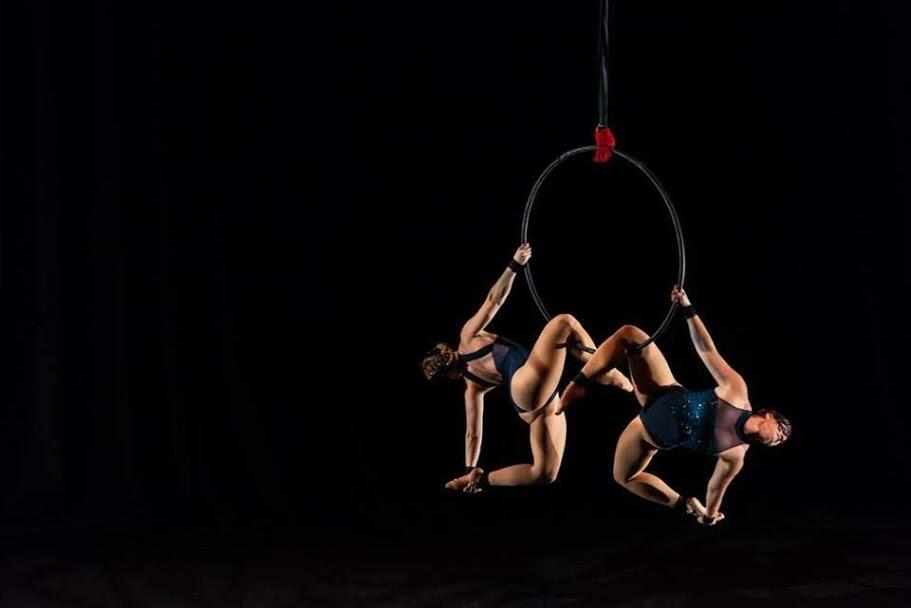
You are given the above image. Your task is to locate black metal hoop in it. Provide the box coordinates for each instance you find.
[520,145,686,352]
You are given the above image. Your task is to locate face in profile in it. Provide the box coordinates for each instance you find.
[752,410,791,447]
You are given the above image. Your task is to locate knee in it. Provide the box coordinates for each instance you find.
[532,464,560,485]
[550,313,579,331]
[540,467,559,485]
[616,324,649,347]
[612,466,634,487]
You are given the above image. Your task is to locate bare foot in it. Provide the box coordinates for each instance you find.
[444,468,484,493]
[598,369,634,393]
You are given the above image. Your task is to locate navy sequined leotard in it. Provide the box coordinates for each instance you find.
[639,386,752,455]
[458,336,557,414]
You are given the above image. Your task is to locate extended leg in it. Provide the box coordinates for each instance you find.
[511,314,630,412]
[559,325,678,412]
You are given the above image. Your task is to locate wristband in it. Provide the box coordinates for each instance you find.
[572,371,592,387]
[507,259,523,273]
[477,470,490,487]
[673,495,690,512]
[682,305,697,319]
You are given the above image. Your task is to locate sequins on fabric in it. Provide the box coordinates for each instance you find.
[667,389,716,453]
[639,387,752,454]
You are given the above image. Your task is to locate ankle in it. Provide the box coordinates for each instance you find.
[572,370,592,388]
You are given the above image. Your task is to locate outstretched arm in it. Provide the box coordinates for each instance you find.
[671,286,746,393]
[459,244,532,341]
[704,450,745,521]
[463,384,485,468]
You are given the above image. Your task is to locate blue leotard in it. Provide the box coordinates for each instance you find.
[639,386,752,455]
[458,336,556,414]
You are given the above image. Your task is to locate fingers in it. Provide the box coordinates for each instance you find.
[686,497,708,519]
[695,511,714,526]
[699,512,725,526]
[444,474,466,491]
[462,482,483,494]
[516,243,533,261]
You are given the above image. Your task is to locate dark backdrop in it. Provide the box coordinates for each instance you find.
[1,0,908,540]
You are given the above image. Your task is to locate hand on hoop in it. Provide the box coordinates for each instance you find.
[513,243,532,266]
[671,285,691,307]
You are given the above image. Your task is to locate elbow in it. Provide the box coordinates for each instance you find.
[465,432,481,441]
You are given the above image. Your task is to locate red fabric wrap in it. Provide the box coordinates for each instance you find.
[594,126,616,163]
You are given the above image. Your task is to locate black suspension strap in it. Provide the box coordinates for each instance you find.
[598,0,610,127]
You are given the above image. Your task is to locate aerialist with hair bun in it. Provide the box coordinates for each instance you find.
[558,286,792,524]
[421,243,633,493]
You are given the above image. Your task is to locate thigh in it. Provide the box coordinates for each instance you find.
[627,341,679,406]
[613,416,659,482]
[511,316,574,410]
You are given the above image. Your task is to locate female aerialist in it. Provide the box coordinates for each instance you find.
[421,243,632,493]
[559,286,792,524]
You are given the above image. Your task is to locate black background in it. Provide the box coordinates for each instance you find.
[1,0,910,602]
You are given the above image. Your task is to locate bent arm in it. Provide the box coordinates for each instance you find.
[463,385,485,468]
[705,452,744,516]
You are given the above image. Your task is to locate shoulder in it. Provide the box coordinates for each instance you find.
[717,443,748,463]
[714,384,751,411]
[458,331,494,351]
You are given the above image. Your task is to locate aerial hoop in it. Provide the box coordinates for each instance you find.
[517,0,688,352]
[520,145,687,352]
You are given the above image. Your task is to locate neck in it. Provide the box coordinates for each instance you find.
[742,414,761,437]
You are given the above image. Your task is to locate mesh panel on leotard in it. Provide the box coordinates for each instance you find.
[711,397,752,454]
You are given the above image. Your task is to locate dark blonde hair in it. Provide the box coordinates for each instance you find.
[421,343,458,381]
